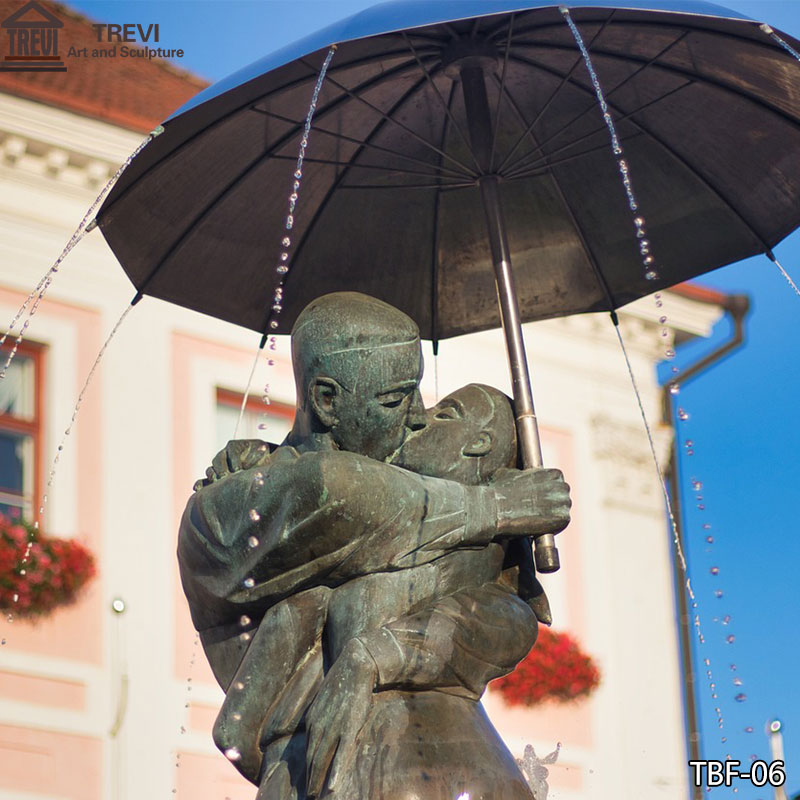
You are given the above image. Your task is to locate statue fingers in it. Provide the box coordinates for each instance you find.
[306,727,339,799]
[210,448,230,481]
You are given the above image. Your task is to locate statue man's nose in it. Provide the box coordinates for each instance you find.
[406,391,427,431]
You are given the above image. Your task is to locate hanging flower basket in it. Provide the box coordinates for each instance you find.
[0,514,96,619]
[491,627,601,707]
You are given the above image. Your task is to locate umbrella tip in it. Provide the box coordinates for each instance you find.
[609,309,619,327]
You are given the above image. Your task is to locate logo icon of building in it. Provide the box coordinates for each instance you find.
[1,1,66,72]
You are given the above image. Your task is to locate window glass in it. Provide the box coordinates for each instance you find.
[0,347,41,521]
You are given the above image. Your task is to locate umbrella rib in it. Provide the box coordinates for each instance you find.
[268,153,469,181]
[279,72,440,331]
[338,181,473,190]
[317,66,479,178]
[488,12,515,173]
[495,13,615,175]
[502,132,647,181]
[100,50,435,219]
[501,15,799,60]
[250,106,472,180]
[506,39,800,132]
[507,53,771,250]
[131,60,448,299]
[502,81,691,179]
[501,29,691,177]
[490,72,618,312]
[400,32,484,174]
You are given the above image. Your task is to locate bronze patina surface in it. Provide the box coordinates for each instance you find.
[178,292,571,799]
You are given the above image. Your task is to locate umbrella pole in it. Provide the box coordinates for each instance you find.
[458,62,561,573]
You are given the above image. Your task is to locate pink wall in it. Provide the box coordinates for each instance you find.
[0,724,102,799]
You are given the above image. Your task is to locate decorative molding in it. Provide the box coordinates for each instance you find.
[590,413,674,511]
[0,92,142,191]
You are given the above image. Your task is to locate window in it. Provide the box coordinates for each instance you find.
[0,341,44,521]
[215,387,294,454]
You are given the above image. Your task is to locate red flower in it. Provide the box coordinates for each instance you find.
[491,627,601,707]
[0,514,96,619]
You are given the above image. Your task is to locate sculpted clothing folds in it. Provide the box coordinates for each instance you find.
[178,446,537,798]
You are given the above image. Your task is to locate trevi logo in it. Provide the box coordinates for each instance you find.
[1,0,66,72]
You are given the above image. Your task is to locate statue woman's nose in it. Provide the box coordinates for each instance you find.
[406,391,427,431]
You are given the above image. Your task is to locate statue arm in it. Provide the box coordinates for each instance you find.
[179,449,568,631]
[356,581,536,700]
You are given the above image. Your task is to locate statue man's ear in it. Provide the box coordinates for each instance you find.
[463,431,493,457]
[309,377,340,428]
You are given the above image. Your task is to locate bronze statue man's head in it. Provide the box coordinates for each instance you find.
[290,292,426,461]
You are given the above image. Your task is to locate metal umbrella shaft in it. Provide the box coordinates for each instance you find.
[459,61,560,573]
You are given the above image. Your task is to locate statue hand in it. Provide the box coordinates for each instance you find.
[306,638,377,798]
[194,439,271,489]
[493,468,571,537]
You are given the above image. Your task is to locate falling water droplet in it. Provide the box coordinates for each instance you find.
[239,632,251,642]
[645,270,658,281]
[224,748,241,762]
[243,577,255,589]
[677,408,689,421]
[714,589,723,598]
[248,535,259,548]
[726,635,735,644]
[722,615,731,625]
[734,693,747,703]
[710,567,719,576]
[665,348,675,359]
[744,726,753,733]
[1,639,5,645]
[659,315,667,324]
[276,265,289,274]
[670,384,680,395]
[240,615,251,627]
[733,677,743,686]
[234,681,245,691]
[248,509,260,522]
[706,536,714,544]
[721,737,727,743]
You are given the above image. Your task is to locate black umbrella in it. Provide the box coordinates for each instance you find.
[95,0,800,572]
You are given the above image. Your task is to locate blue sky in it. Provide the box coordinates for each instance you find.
[60,1,800,796]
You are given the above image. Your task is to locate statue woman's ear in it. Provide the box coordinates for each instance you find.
[309,377,341,429]
[463,431,493,457]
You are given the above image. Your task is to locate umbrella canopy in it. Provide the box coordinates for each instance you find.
[96,0,800,342]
